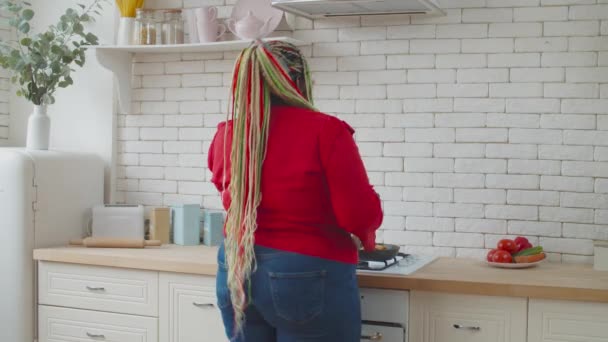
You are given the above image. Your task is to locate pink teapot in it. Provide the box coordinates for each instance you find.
[226,10,272,40]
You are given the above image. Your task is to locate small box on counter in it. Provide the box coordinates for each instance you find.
[150,208,171,244]
[171,204,201,246]
[594,240,608,271]
[203,211,224,246]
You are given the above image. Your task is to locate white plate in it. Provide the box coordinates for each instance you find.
[230,0,284,39]
[486,258,546,269]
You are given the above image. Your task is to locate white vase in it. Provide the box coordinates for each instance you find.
[117,17,134,45]
[26,105,50,150]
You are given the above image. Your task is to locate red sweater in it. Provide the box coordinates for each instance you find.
[207,105,383,264]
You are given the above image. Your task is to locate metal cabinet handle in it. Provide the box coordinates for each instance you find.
[453,324,481,331]
[85,286,105,291]
[193,302,215,308]
[361,332,383,340]
[86,332,106,339]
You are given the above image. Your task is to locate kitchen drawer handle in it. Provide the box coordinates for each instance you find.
[453,324,481,331]
[86,286,105,292]
[86,332,106,339]
[361,332,383,340]
[193,302,215,308]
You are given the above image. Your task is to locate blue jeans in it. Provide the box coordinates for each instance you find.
[216,244,361,342]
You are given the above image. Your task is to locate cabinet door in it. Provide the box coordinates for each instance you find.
[362,324,405,342]
[409,291,527,342]
[39,305,158,342]
[160,272,228,342]
[528,298,608,342]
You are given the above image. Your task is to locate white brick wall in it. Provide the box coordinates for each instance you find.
[117,0,608,263]
[0,11,11,142]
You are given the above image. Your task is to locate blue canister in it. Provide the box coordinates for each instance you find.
[203,211,225,246]
[171,204,201,245]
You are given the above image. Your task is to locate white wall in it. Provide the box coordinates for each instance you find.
[118,0,608,262]
[0,10,10,143]
[8,0,118,201]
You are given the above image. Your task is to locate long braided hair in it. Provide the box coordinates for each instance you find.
[223,40,316,335]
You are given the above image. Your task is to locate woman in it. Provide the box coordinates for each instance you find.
[208,40,383,342]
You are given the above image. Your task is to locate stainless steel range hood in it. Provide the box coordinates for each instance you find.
[271,0,444,19]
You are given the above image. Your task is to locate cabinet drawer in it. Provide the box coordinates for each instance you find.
[410,291,527,342]
[528,299,608,342]
[362,324,405,342]
[39,305,158,342]
[159,272,228,342]
[360,288,409,326]
[39,261,158,316]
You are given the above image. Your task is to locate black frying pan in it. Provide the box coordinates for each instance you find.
[358,243,400,262]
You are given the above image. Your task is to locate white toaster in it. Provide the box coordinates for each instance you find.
[92,204,145,239]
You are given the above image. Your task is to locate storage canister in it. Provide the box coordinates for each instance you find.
[150,207,171,244]
[171,204,201,245]
[203,211,224,246]
[594,240,608,271]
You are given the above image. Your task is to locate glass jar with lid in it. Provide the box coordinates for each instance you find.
[162,9,184,45]
[135,8,158,45]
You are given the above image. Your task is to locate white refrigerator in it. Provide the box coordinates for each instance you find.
[0,149,104,342]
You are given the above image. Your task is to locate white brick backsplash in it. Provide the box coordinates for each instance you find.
[436,54,487,68]
[383,230,433,246]
[405,128,455,142]
[486,205,538,220]
[486,174,540,189]
[545,21,599,37]
[487,114,540,128]
[410,39,460,54]
[539,144,594,160]
[540,237,594,255]
[384,143,433,157]
[561,192,608,209]
[563,223,608,240]
[455,158,507,173]
[509,159,561,175]
[434,203,485,218]
[490,83,543,98]
[457,68,508,83]
[386,173,433,187]
[407,217,454,232]
[463,8,513,23]
[404,187,453,202]
[486,143,537,159]
[404,158,454,172]
[112,1,608,263]
[540,206,595,223]
[507,189,560,206]
[490,23,542,38]
[434,232,484,248]
[387,55,435,69]
[509,129,562,144]
[455,189,506,204]
[508,221,562,237]
[488,53,540,67]
[456,128,508,143]
[434,173,485,188]
[454,98,505,112]
[434,143,485,158]
[436,113,486,127]
[541,175,594,192]
[462,38,514,53]
[437,24,487,38]
[456,218,507,234]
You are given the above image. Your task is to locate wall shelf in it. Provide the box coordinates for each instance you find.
[94,37,308,114]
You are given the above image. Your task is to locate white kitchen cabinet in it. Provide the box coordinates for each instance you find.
[528,298,608,342]
[159,272,228,342]
[362,324,405,342]
[409,291,527,342]
[39,305,158,342]
[39,261,159,316]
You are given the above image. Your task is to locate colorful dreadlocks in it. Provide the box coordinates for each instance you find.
[222,40,316,337]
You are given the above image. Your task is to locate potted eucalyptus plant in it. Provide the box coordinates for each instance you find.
[0,0,106,150]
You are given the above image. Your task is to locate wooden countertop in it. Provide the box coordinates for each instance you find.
[34,245,608,303]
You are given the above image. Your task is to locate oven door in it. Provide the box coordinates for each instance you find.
[361,323,405,342]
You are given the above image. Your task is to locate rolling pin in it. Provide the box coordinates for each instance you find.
[69,237,162,248]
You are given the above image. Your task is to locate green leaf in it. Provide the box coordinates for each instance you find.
[21,9,34,20]
[20,37,32,46]
[77,3,85,9]
[18,21,29,34]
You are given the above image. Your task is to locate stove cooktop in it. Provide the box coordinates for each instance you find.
[357,254,437,276]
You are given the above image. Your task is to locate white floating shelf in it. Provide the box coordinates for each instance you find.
[94,37,308,114]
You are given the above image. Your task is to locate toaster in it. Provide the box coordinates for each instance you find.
[92,204,145,239]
